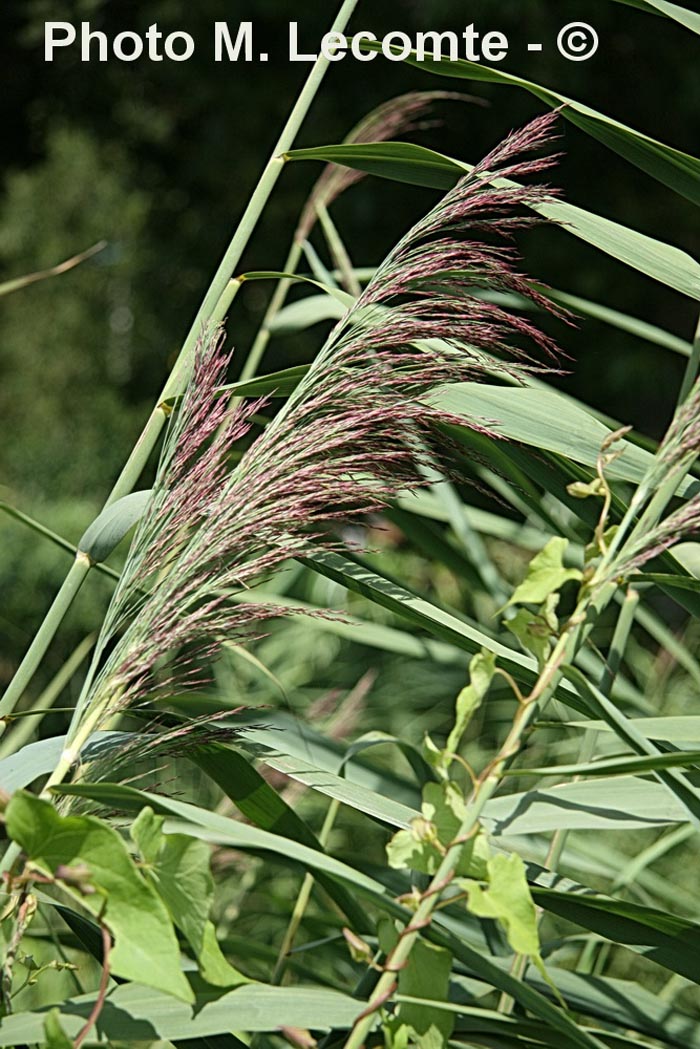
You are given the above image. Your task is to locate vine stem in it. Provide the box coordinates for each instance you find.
[0,0,359,725]
[342,713,536,1048]
[344,543,634,1047]
[73,921,111,1049]
[342,593,594,1049]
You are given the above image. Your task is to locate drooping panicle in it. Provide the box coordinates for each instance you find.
[296,90,476,241]
[610,494,700,578]
[70,113,566,741]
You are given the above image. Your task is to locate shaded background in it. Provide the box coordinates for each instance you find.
[1,0,698,694]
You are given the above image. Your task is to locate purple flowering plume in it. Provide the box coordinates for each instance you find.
[617,497,700,574]
[655,378,700,476]
[66,112,564,748]
[610,491,700,577]
[296,89,476,242]
[603,378,700,577]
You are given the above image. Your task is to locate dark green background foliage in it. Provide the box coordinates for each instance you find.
[0,1,697,690]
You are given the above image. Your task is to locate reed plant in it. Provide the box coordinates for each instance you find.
[2,3,700,1047]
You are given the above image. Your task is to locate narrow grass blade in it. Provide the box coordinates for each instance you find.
[533,888,700,984]
[286,141,700,299]
[563,665,700,828]
[612,0,700,33]
[348,43,700,204]
[484,776,687,834]
[0,241,105,298]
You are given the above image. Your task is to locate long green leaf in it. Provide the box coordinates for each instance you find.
[484,776,687,834]
[269,293,346,333]
[54,781,409,904]
[345,42,700,205]
[563,665,700,828]
[635,572,700,593]
[0,731,125,792]
[286,141,700,299]
[509,750,700,778]
[612,0,700,33]
[422,934,607,1049]
[386,999,645,1049]
[543,288,693,357]
[566,716,700,742]
[426,383,695,494]
[238,746,417,830]
[235,721,688,836]
[0,984,363,1044]
[533,888,700,985]
[212,366,697,500]
[525,966,700,1049]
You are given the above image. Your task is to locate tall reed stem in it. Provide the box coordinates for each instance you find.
[0,554,92,727]
[0,0,359,725]
[238,239,305,384]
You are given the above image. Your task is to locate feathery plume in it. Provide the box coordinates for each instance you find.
[296,91,477,241]
[61,708,249,814]
[605,378,700,576]
[610,495,700,577]
[67,113,564,749]
[654,378,700,476]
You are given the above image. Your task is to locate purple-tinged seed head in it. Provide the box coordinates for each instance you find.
[74,113,566,741]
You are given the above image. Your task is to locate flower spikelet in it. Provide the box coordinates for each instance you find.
[72,113,565,737]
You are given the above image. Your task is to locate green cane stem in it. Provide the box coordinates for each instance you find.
[0,0,359,724]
